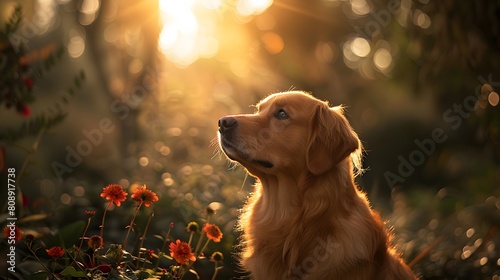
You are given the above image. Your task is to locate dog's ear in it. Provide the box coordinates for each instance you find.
[306,103,360,175]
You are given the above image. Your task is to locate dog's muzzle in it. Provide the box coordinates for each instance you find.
[218,116,274,169]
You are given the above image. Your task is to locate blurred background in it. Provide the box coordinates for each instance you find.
[0,0,499,279]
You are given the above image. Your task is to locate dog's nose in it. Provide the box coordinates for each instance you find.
[218,116,237,133]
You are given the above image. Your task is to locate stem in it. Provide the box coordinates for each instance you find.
[2,125,46,213]
[187,232,194,247]
[154,225,172,271]
[408,236,444,268]
[100,201,112,238]
[136,211,154,267]
[67,251,85,272]
[211,263,219,280]
[194,211,213,255]
[194,231,204,254]
[123,201,143,250]
[28,245,59,279]
[71,216,92,268]
[178,260,195,279]
[138,211,154,251]
[78,217,92,251]
[17,125,46,186]
[199,239,211,256]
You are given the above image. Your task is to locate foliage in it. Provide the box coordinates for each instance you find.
[0,6,33,117]
[0,5,85,142]
[2,184,224,280]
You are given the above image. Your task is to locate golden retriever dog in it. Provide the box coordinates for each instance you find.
[217,91,417,280]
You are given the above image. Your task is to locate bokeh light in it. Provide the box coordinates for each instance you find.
[79,0,100,25]
[34,0,57,34]
[67,27,86,58]
[373,48,392,71]
[413,9,431,29]
[488,92,499,106]
[158,0,272,67]
[350,0,371,15]
[236,0,274,16]
[351,37,371,57]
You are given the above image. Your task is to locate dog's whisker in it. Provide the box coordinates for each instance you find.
[240,172,249,191]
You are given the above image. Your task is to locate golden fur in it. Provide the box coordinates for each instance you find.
[218,91,417,280]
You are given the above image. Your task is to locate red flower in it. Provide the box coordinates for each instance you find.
[21,105,30,117]
[46,246,65,259]
[2,225,23,241]
[24,77,33,89]
[15,103,31,117]
[100,184,128,206]
[169,239,195,265]
[88,235,104,250]
[203,223,223,242]
[84,210,96,216]
[131,185,158,207]
[146,249,154,259]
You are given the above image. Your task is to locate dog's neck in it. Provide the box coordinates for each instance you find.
[247,158,359,269]
[253,174,304,223]
[254,158,357,225]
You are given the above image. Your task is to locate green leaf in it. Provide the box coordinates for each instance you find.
[136,270,152,280]
[28,271,50,280]
[61,266,88,278]
[0,111,67,142]
[47,220,85,249]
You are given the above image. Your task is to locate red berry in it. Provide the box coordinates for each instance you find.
[24,78,33,89]
[21,105,30,117]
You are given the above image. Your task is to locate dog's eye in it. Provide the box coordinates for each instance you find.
[275,109,289,120]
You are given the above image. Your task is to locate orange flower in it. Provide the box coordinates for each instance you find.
[131,185,158,207]
[46,246,65,259]
[203,223,223,242]
[3,225,23,241]
[100,184,128,206]
[88,235,104,250]
[169,239,195,265]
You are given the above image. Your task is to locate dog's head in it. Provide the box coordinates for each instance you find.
[218,91,362,178]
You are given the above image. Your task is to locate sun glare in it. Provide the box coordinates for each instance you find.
[158,0,273,67]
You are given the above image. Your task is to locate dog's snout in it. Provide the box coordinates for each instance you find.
[218,116,237,133]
